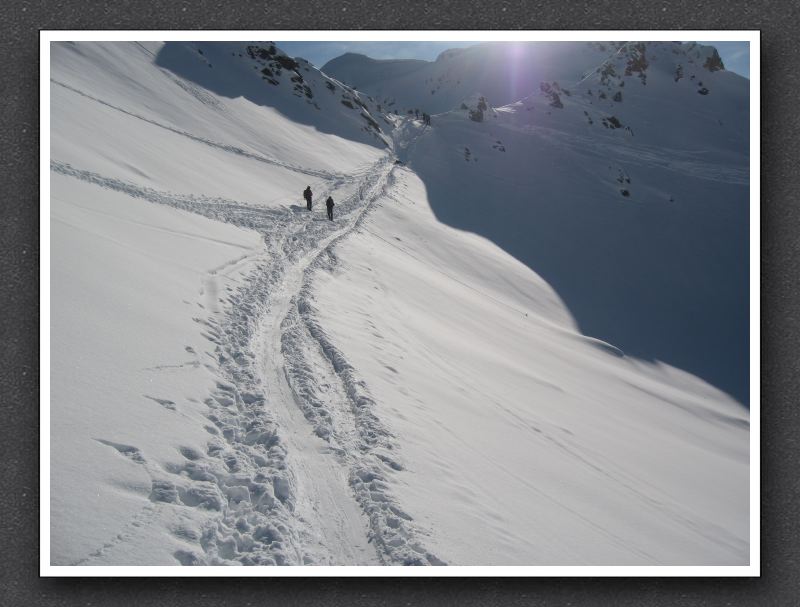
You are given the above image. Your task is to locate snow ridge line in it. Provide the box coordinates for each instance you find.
[51,78,345,180]
[279,166,446,565]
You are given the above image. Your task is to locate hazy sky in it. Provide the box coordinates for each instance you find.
[276,41,750,78]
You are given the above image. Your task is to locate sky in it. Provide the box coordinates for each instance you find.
[276,40,750,78]
[276,41,478,68]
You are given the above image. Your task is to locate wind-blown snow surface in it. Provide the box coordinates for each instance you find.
[50,40,748,567]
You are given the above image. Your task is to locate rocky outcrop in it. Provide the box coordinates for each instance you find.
[540,82,564,109]
[624,42,649,85]
[703,48,725,72]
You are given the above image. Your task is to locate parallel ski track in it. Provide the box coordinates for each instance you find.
[276,164,445,565]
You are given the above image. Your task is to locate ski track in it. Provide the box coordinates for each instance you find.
[505,123,749,185]
[278,167,445,565]
[52,149,443,565]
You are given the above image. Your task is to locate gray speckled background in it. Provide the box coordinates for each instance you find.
[3,1,795,604]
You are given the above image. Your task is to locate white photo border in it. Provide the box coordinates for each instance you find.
[40,29,760,577]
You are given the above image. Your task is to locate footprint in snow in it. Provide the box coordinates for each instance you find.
[95,438,146,464]
[143,395,177,411]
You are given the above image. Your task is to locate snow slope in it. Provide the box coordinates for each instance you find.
[50,41,391,565]
[49,40,749,567]
[50,173,264,565]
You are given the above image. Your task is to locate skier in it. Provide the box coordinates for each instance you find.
[303,185,313,210]
[326,196,335,221]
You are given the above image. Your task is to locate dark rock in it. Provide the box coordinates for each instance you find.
[703,48,725,72]
[624,42,649,85]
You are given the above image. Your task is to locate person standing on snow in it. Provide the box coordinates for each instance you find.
[326,196,335,221]
[303,185,313,210]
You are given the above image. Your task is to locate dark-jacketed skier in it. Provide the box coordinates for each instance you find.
[326,196,335,221]
[303,185,313,210]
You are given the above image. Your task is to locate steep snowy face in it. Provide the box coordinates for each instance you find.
[322,41,744,119]
[155,42,394,148]
[395,42,749,403]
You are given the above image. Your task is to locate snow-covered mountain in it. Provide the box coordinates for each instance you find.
[152,41,393,148]
[49,40,749,568]
[322,41,737,117]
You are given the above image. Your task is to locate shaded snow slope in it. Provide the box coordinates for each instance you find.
[310,168,749,565]
[154,42,393,148]
[321,52,430,92]
[388,42,749,404]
